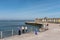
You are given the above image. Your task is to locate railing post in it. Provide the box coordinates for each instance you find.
[1,31,2,39]
[12,29,13,36]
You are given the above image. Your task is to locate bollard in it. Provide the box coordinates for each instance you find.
[12,29,13,36]
[1,31,2,39]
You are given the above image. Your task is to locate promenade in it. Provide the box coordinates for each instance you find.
[0,23,60,40]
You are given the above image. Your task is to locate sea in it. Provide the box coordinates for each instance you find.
[0,20,40,38]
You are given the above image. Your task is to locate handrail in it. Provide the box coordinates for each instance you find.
[0,31,3,39]
[0,29,16,39]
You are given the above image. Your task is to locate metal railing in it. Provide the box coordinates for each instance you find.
[0,31,2,39]
[0,29,18,39]
[0,29,32,39]
[0,26,40,39]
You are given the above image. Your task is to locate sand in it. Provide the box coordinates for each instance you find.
[0,23,60,40]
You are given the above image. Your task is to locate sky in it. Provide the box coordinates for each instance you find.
[0,0,60,20]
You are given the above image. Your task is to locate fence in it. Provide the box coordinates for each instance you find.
[0,29,32,39]
[0,29,18,39]
[0,26,40,39]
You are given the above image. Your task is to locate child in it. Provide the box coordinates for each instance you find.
[34,29,38,35]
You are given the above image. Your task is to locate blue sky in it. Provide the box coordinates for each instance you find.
[0,0,60,20]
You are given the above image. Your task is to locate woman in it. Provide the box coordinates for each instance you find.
[18,27,21,35]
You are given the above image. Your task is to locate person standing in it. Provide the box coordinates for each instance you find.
[34,28,38,35]
[17,27,21,35]
[25,26,28,33]
[21,26,25,33]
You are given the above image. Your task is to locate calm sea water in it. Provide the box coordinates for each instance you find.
[0,20,40,38]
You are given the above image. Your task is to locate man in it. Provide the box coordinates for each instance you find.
[25,26,28,33]
[22,26,25,33]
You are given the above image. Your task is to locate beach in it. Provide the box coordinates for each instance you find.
[0,23,60,40]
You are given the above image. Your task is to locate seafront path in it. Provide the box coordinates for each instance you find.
[0,23,60,40]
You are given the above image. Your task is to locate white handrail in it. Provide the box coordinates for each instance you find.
[0,29,17,39]
[12,29,13,36]
[1,31,2,39]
